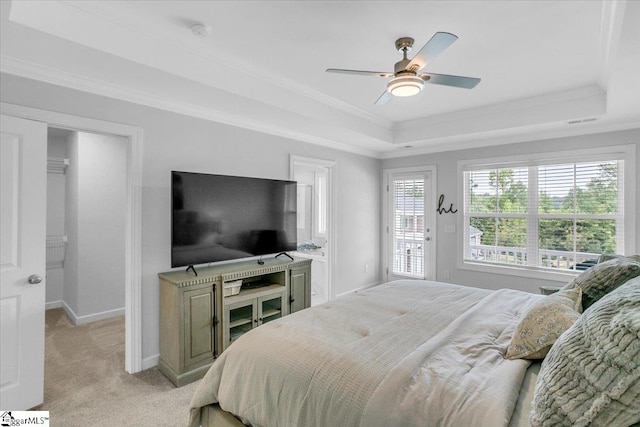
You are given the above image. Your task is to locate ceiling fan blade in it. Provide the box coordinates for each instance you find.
[374,90,392,105]
[422,72,481,89]
[407,32,458,73]
[326,68,394,78]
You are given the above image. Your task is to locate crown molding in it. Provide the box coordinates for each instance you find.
[9,0,393,130]
[391,85,607,146]
[1,55,383,159]
[380,117,640,159]
[597,0,627,88]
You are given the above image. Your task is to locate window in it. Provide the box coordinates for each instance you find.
[460,146,634,275]
[392,176,425,277]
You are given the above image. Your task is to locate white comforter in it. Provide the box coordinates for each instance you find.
[189,280,539,427]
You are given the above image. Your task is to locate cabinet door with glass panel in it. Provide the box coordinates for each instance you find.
[222,288,286,350]
[224,298,257,347]
[258,292,285,325]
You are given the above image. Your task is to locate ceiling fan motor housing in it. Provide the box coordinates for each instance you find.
[394,59,412,74]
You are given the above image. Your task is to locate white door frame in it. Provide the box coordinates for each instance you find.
[1,102,144,373]
[289,155,336,301]
[382,166,437,282]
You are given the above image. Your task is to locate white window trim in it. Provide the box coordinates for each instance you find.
[456,144,636,282]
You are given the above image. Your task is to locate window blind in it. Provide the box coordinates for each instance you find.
[463,159,624,272]
[393,177,425,276]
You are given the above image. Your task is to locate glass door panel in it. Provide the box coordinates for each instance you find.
[260,295,283,324]
[228,302,255,344]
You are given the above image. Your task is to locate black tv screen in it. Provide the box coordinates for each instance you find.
[171,171,297,267]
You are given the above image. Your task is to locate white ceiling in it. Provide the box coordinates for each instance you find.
[1,0,639,158]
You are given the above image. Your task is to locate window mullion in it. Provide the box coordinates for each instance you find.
[572,163,578,267]
[527,167,538,267]
[616,160,625,254]
[494,169,499,257]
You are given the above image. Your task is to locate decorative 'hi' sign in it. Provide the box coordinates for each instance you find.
[437,194,457,214]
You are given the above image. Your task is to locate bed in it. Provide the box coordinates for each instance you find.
[189,257,640,427]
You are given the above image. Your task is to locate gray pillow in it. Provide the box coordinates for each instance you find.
[562,257,640,310]
[598,253,640,263]
[529,277,640,427]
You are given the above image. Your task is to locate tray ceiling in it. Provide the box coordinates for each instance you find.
[1,0,638,158]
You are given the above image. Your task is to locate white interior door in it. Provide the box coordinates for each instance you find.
[1,114,47,409]
[385,168,436,282]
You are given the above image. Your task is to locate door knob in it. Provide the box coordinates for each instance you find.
[27,274,43,284]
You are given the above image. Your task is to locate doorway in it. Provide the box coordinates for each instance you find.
[43,126,128,407]
[45,127,127,322]
[290,155,336,305]
[1,102,143,374]
[383,166,437,282]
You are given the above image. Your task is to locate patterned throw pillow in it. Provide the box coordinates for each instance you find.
[529,277,640,427]
[505,288,582,360]
[562,257,640,310]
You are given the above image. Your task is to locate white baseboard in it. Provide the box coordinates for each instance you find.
[62,301,125,325]
[142,354,160,371]
[336,281,384,298]
[45,300,63,310]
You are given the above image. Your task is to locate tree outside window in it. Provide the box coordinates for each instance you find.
[465,160,622,271]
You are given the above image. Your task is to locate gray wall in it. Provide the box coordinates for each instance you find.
[382,129,640,294]
[1,73,382,362]
[72,131,127,319]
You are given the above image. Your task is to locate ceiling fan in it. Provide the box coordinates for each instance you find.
[326,32,480,105]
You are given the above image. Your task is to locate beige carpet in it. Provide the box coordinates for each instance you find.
[38,309,200,426]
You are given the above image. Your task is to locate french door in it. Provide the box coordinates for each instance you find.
[384,167,436,281]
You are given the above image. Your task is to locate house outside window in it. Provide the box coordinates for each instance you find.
[458,145,635,277]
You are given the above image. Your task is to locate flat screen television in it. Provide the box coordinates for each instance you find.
[171,171,297,268]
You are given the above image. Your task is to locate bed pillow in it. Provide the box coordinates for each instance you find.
[529,277,640,427]
[598,253,640,263]
[505,287,582,360]
[562,256,640,310]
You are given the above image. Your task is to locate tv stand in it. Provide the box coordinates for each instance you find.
[185,264,198,276]
[275,252,294,261]
[157,256,311,387]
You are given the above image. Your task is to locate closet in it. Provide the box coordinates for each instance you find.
[45,128,128,324]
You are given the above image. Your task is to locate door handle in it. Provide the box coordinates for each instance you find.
[28,274,43,284]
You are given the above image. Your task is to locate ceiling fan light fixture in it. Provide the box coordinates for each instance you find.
[387,75,424,97]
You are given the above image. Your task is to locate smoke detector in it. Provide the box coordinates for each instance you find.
[191,23,211,38]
